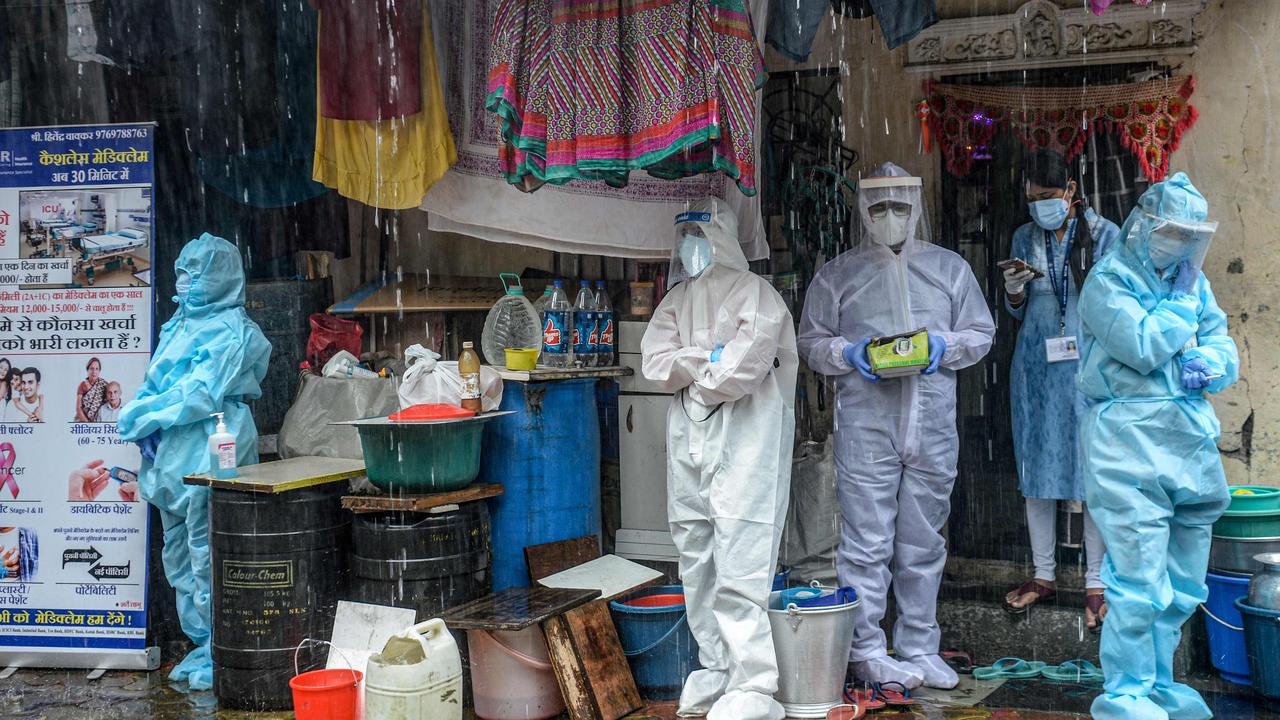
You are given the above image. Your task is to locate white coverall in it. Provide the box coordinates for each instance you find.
[642,197,799,720]
[798,162,995,687]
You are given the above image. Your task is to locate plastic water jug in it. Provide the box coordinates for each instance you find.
[364,619,463,720]
[482,274,542,366]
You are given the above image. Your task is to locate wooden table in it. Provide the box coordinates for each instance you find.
[498,366,633,383]
[341,483,504,513]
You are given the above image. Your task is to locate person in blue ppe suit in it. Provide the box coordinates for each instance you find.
[643,197,798,720]
[1078,173,1236,720]
[118,233,271,691]
[799,162,995,691]
[1002,150,1119,630]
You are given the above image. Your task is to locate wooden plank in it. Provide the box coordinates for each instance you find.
[529,537,643,720]
[544,601,643,720]
[341,483,503,513]
[183,456,366,493]
[499,366,633,383]
[441,587,598,631]
[525,536,601,582]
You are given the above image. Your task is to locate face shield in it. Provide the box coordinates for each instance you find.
[671,210,715,281]
[1141,213,1217,273]
[858,168,924,248]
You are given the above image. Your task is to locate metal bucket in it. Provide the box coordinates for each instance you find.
[1210,535,1280,575]
[767,589,859,718]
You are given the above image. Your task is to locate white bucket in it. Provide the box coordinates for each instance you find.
[468,626,565,720]
[364,618,463,720]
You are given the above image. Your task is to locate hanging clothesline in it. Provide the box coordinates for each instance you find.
[922,76,1199,183]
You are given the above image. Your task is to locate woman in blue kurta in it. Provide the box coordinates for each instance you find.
[1002,151,1121,630]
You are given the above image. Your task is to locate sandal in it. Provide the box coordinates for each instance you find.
[1041,659,1105,684]
[872,681,916,706]
[1085,592,1107,634]
[843,685,885,711]
[826,703,866,720]
[973,657,1048,680]
[1004,580,1056,614]
[941,648,974,674]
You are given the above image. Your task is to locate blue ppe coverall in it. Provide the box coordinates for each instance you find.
[1077,174,1237,720]
[118,233,271,691]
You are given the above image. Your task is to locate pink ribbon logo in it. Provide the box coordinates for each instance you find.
[0,444,16,499]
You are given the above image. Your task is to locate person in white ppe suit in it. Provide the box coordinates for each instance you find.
[798,162,995,691]
[642,197,799,720]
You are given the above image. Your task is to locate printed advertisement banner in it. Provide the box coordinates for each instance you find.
[0,123,156,669]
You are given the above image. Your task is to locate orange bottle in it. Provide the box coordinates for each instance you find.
[459,342,482,413]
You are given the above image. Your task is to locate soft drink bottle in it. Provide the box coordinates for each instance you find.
[573,280,598,368]
[594,281,615,367]
[542,281,573,368]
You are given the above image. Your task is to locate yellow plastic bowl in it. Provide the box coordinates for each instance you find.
[504,348,539,371]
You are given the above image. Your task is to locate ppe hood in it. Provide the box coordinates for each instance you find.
[174,233,247,314]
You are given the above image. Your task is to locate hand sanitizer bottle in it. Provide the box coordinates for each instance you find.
[208,412,237,479]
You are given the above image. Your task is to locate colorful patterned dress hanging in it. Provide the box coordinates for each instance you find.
[924,76,1199,183]
[486,0,765,195]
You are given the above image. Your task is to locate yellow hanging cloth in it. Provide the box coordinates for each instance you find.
[313,1,456,210]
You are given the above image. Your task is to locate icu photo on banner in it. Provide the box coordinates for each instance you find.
[17,187,152,289]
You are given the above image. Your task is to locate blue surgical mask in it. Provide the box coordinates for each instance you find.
[175,271,192,301]
[1028,197,1070,230]
[678,234,712,278]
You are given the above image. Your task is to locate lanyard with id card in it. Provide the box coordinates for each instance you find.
[1044,220,1079,363]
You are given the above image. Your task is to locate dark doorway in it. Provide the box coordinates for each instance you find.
[941,64,1161,564]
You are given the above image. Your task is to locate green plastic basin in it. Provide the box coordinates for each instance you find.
[345,413,509,493]
[1228,486,1280,513]
[1215,507,1280,540]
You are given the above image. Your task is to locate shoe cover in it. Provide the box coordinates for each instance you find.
[169,643,213,690]
[1091,693,1169,720]
[1151,683,1213,720]
[851,655,924,689]
[677,668,729,717]
[707,690,785,720]
[905,654,958,690]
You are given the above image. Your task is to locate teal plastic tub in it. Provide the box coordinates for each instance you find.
[1228,486,1280,513]
[342,413,510,493]
[1214,508,1280,539]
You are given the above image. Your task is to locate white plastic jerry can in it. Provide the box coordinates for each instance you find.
[364,618,463,720]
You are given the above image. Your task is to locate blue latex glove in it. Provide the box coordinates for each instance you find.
[923,332,948,375]
[1181,356,1213,390]
[1172,258,1199,296]
[136,432,160,463]
[710,345,724,363]
[843,338,880,383]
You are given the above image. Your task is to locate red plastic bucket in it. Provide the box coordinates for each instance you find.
[621,594,685,608]
[290,668,364,720]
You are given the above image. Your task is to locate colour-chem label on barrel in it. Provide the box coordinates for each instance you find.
[222,560,293,589]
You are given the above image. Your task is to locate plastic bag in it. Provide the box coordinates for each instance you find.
[308,313,364,368]
[278,371,398,493]
[397,344,503,412]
